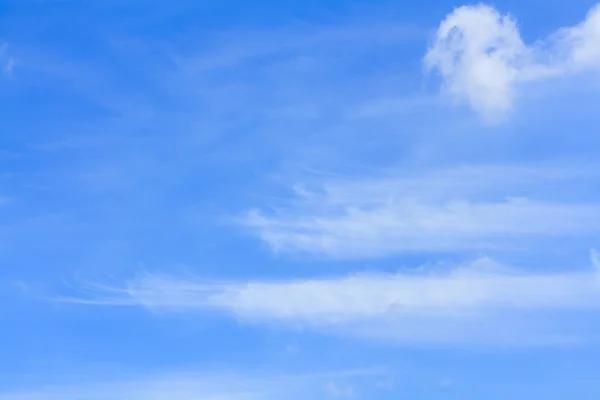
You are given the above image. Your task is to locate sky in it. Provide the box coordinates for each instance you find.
[1,0,600,398]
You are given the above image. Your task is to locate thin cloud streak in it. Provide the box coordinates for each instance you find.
[61,253,600,347]
[0,369,378,400]
[237,164,600,258]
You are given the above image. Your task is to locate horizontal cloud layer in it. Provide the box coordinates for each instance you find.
[0,370,375,400]
[238,164,600,258]
[64,252,600,347]
[425,3,600,119]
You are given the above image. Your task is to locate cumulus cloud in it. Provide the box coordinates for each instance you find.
[237,164,600,259]
[425,3,600,118]
[63,253,600,347]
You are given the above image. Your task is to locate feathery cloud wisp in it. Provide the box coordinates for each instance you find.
[237,164,600,258]
[62,253,600,347]
[0,370,377,400]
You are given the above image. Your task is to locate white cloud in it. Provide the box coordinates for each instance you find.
[0,375,261,400]
[0,370,374,400]
[325,381,354,398]
[561,5,600,70]
[242,199,600,258]
[592,249,600,270]
[64,253,600,347]
[425,3,600,119]
[4,57,14,75]
[237,164,600,258]
[0,43,14,76]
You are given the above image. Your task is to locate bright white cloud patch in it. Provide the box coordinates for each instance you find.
[238,165,600,258]
[425,3,600,118]
[66,253,600,347]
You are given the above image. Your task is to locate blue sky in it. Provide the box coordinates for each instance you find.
[2,0,600,398]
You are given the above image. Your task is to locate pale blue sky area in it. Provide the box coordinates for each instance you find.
[2,0,600,399]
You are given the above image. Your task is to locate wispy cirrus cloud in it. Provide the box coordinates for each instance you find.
[60,252,600,347]
[0,376,258,400]
[425,3,600,119]
[0,43,15,76]
[242,199,600,258]
[0,370,376,400]
[236,164,600,258]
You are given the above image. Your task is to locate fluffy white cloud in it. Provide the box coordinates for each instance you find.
[425,3,600,118]
[563,5,600,70]
[66,253,600,347]
[237,165,600,259]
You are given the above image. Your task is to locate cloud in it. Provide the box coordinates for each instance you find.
[242,198,600,258]
[0,375,259,400]
[237,164,600,258]
[61,253,600,347]
[325,381,354,398]
[0,43,14,76]
[4,57,14,75]
[592,249,600,270]
[0,370,375,400]
[424,3,600,119]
